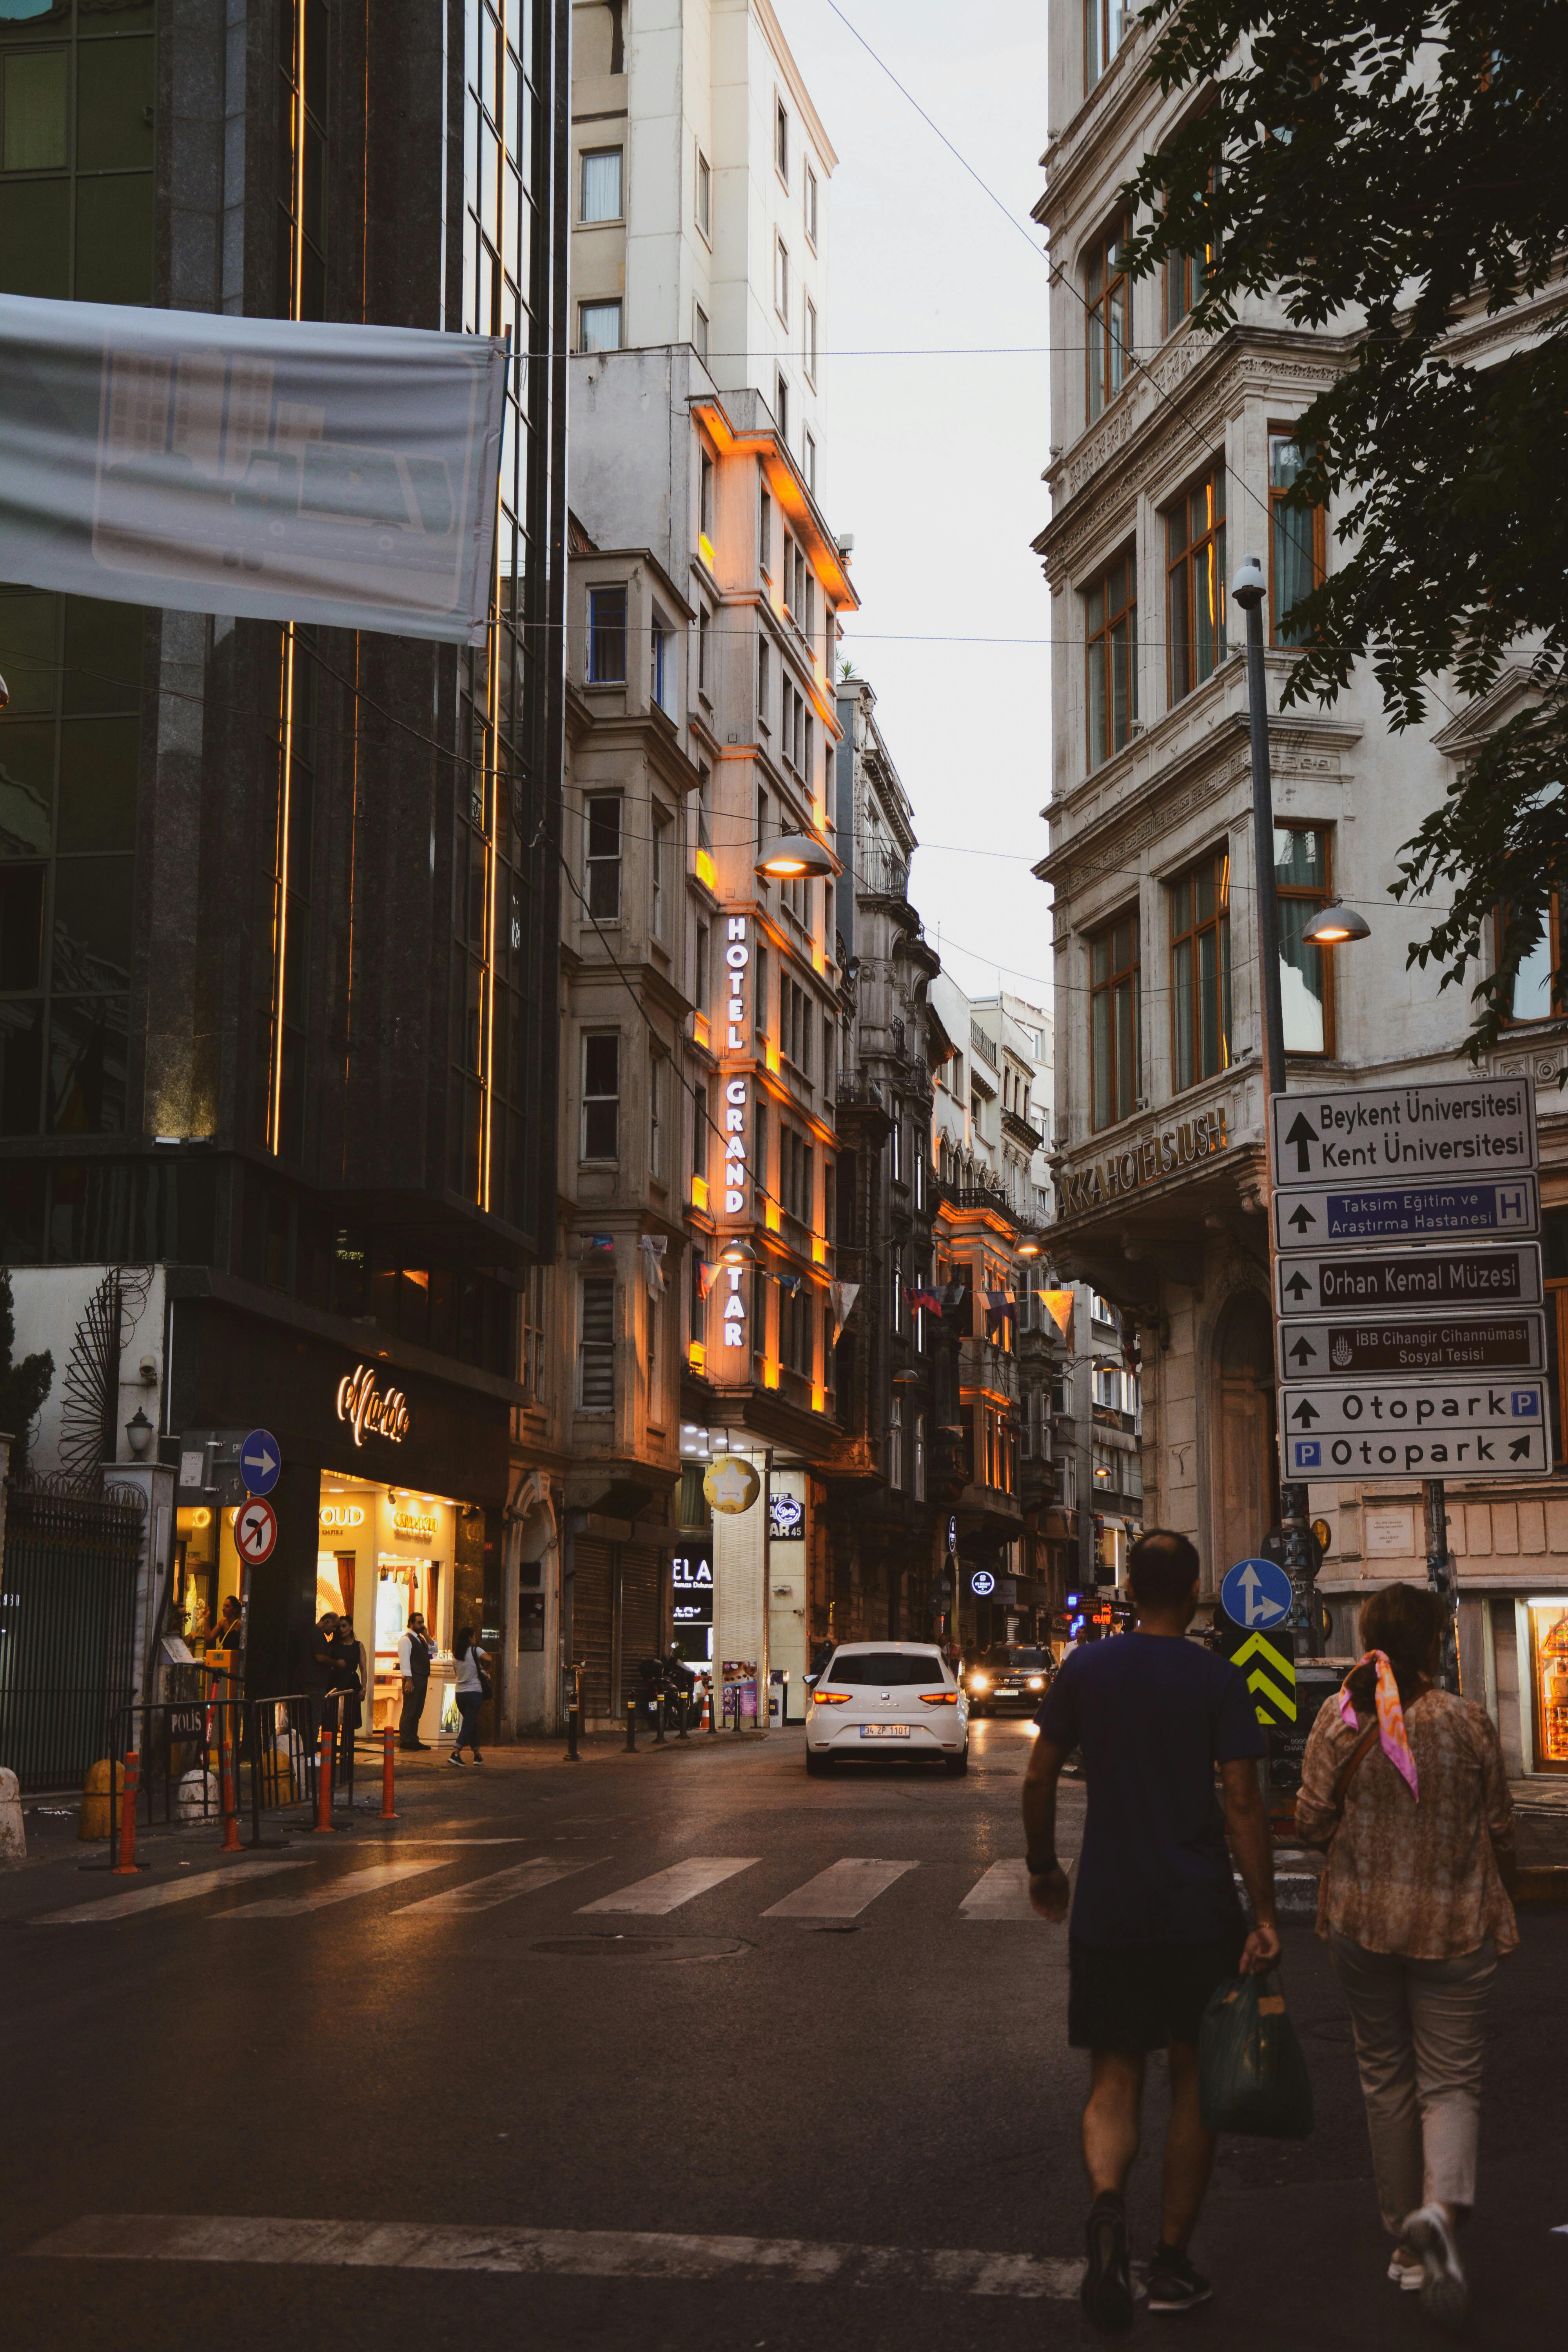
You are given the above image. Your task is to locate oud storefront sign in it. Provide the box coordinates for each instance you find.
[1058,1106,1228,1221]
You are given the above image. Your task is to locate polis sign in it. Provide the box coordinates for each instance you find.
[1058,1106,1227,1221]
[336,1362,412,1448]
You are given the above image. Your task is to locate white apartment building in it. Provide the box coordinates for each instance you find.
[517,0,853,1725]
[1033,16,1568,1774]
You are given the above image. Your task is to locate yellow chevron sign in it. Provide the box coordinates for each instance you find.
[1229,1631,1297,1726]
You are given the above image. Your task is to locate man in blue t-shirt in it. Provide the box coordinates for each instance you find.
[1023,1529,1278,2334]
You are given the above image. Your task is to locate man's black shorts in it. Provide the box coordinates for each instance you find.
[1068,1929,1245,2053]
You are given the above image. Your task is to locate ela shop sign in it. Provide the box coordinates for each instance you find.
[336,1362,412,1447]
[1057,1106,1228,1220]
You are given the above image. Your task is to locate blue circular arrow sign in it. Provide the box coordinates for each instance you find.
[1220,1556,1292,1632]
[240,1426,281,1496]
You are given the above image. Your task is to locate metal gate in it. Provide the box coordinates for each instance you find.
[0,1475,146,1793]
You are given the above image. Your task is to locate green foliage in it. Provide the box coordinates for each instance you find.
[0,1269,53,1475]
[1116,2,1568,1049]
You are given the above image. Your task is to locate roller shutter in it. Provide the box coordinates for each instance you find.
[573,1539,615,1719]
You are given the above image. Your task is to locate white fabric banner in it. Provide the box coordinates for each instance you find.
[0,293,507,646]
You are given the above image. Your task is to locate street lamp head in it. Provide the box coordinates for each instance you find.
[754,831,834,881]
[124,1406,154,1459]
[719,1236,758,1267]
[1300,897,1371,946]
[1230,554,1266,611]
[1015,1238,1042,1261]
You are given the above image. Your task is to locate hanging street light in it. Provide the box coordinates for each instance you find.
[753,831,835,880]
[1299,898,1372,947]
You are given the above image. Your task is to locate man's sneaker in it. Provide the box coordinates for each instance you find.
[1081,2196,1134,2337]
[1145,2245,1213,2314]
[1387,2248,1423,2292]
[1403,2206,1469,2330]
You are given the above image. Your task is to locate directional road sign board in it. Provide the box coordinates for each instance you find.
[1279,1376,1551,1482]
[1276,1242,1544,1317]
[240,1427,281,1495]
[1220,1557,1293,1632]
[1274,1175,1539,1252]
[1277,1308,1548,1385]
[1270,1077,1536,1190]
[1217,1625,1297,1727]
[234,1495,279,1564]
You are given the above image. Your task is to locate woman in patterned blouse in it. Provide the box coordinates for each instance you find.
[1296,1582,1516,2333]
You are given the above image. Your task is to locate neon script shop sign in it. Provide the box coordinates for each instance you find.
[722,915,750,1354]
[336,1363,412,1447]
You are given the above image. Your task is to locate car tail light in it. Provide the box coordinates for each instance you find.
[919,1691,959,1706]
[812,1690,851,1705]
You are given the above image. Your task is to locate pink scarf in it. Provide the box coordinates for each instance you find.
[1339,1650,1419,1800]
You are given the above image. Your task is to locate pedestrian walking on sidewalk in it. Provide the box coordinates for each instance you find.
[450,1627,489,1765]
[1022,1528,1279,2336]
[397,1612,433,1750]
[1295,1583,1517,2332]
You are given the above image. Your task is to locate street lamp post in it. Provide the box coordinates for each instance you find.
[1230,555,1318,1653]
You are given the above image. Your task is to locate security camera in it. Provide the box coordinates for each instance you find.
[137,1354,158,1385]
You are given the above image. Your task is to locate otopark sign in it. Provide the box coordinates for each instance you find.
[1272,1078,1551,1484]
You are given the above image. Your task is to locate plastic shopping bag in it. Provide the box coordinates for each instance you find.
[1198,1974,1315,2140]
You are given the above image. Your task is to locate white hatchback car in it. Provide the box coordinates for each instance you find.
[804,1642,969,1776]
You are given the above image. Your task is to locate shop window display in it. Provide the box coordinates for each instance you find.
[1529,1598,1568,1772]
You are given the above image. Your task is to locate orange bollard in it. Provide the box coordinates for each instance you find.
[312,1710,337,1833]
[110,1749,140,1875]
[380,1724,399,1821]
[218,1706,241,1854]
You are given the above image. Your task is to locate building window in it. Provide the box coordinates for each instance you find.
[1090,909,1140,1131]
[1276,824,1334,1053]
[0,1,158,307]
[1084,0,1132,88]
[697,606,711,695]
[1085,550,1137,770]
[588,585,627,682]
[650,611,672,712]
[699,449,715,541]
[1164,157,1215,334]
[1086,217,1131,423]
[759,485,773,575]
[693,300,708,364]
[1166,465,1227,703]
[775,236,789,325]
[757,637,770,728]
[1269,433,1325,646]
[649,1050,664,1175]
[579,298,622,352]
[1170,848,1232,1090]
[651,804,670,938]
[782,1280,812,1375]
[584,796,621,918]
[695,145,711,238]
[775,94,789,185]
[805,162,818,247]
[582,1032,620,1159]
[580,146,622,223]
[579,1276,615,1410]
[693,1080,708,1181]
[521,1264,550,1405]
[775,370,789,443]
[753,1097,769,1217]
[913,1412,926,1502]
[0,587,142,1139]
[888,1395,904,1490]
[804,296,817,383]
[804,429,817,496]
[1497,895,1561,1025]
[782,1124,813,1222]
[695,919,710,1012]
[822,1014,835,1100]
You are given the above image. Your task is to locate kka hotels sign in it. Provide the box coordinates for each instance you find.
[1058,1106,1228,1220]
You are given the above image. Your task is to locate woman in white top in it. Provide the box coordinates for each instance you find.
[451,1627,488,1764]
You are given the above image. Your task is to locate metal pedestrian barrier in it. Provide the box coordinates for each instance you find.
[106,1690,321,1854]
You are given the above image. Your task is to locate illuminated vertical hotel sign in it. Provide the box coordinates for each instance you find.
[723,916,750,1353]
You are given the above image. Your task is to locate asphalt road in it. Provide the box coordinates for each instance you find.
[2,1716,1564,2351]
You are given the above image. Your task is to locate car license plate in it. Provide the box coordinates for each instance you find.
[860,1724,911,1739]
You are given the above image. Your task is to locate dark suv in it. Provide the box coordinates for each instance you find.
[962,1644,1053,1718]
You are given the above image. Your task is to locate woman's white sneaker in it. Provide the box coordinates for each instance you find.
[1403,2206,1469,2330]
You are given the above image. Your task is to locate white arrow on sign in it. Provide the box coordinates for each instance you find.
[1238,1566,1269,1625]
[243,1441,276,1478]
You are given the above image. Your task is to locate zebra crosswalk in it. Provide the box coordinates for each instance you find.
[25,1849,1066,1929]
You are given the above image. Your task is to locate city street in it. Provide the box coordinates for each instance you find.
[2,1718,1564,2351]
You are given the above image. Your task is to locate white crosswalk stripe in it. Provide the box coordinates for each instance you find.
[30,1860,315,1925]
[762,1859,916,1919]
[577,1857,758,1916]
[397,1856,609,1915]
[219,1859,448,1917]
[960,1859,1045,1920]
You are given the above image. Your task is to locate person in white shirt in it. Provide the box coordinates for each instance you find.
[396,1612,433,1751]
[451,1626,488,1764]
